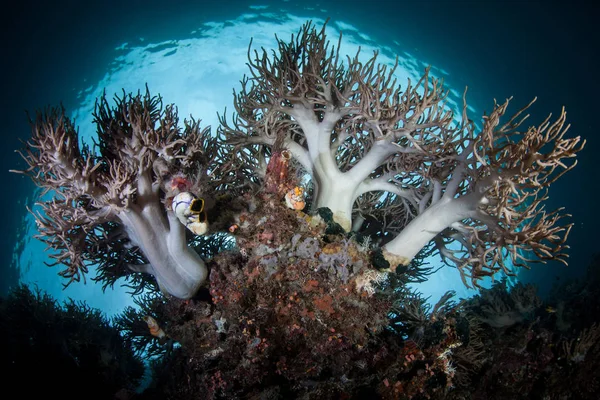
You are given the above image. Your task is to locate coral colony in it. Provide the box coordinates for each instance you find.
[11,21,590,398]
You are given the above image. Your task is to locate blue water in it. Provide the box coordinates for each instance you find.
[1,0,597,313]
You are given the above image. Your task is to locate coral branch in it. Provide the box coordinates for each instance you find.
[12,89,226,298]
[219,20,584,286]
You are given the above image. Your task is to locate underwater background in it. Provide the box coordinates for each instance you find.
[1,0,599,398]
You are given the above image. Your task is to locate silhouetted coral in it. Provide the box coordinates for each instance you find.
[0,285,144,398]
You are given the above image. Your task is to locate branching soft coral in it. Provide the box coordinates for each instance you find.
[12,19,586,297]
[220,20,585,287]
[12,89,229,299]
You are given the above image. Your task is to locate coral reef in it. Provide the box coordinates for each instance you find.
[12,21,584,301]
[130,194,465,399]
[0,285,144,398]
[8,19,595,400]
[125,248,600,399]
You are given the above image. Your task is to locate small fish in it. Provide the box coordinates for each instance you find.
[285,186,306,211]
[143,315,167,344]
[545,306,557,314]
